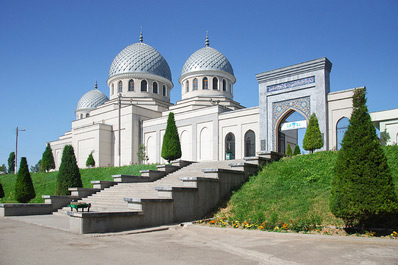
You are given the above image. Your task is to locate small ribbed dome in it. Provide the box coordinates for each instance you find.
[181,46,234,76]
[108,42,172,82]
[76,89,109,111]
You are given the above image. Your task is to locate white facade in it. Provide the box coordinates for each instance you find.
[48,34,398,169]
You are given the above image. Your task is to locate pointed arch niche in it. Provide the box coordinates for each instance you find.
[272,97,310,153]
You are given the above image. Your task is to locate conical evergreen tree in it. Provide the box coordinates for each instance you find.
[329,88,398,228]
[86,152,95,167]
[161,112,182,163]
[8,152,15,174]
[15,157,36,203]
[303,113,323,153]
[0,183,4,198]
[41,143,55,172]
[286,144,293,156]
[293,145,301,156]
[56,145,82,195]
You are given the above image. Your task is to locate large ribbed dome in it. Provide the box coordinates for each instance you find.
[181,46,234,76]
[108,42,172,82]
[76,89,109,111]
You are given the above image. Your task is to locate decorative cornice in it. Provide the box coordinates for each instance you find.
[256,57,332,83]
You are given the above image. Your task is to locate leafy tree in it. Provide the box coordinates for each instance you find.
[15,157,36,203]
[30,160,42,173]
[41,143,55,172]
[293,145,301,156]
[303,113,323,153]
[161,112,182,163]
[0,182,4,198]
[329,88,398,228]
[86,152,95,167]
[56,145,82,195]
[8,152,15,174]
[137,144,148,164]
[0,164,7,174]
[286,144,293,156]
[380,129,390,146]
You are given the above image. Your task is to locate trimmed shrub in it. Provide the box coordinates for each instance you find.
[41,143,55,172]
[161,112,182,163]
[86,152,95,167]
[329,88,398,228]
[8,152,15,174]
[293,145,301,156]
[303,113,323,153]
[56,145,82,195]
[15,157,36,203]
[286,144,293,156]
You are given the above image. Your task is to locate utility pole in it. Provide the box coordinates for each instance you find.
[15,127,26,173]
[118,93,121,167]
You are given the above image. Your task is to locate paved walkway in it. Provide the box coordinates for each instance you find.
[1,216,398,264]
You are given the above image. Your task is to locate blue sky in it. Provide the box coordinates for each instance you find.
[0,0,397,169]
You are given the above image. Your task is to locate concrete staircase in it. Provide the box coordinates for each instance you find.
[56,160,244,215]
[63,154,281,234]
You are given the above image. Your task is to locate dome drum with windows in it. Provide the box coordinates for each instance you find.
[76,82,109,119]
[179,34,236,100]
[107,33,173,101]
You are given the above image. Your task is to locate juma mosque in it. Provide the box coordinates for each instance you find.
[49,33,398,169]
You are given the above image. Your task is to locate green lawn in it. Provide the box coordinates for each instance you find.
[0,164,157,203]
[217,146,398,227]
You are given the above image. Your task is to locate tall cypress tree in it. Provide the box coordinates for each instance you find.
[303,113,323,153]
[329,88,398,228]
[56,145,82,195]
[15,157,36,203]
[8,152,15,174]
[161,112,182,163]
[0,182,4,198]
[41,143,55,172]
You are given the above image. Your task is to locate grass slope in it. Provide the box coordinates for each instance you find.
[219,146,398,227]
[0,164,157,203]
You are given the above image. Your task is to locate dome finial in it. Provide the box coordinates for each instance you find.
[205,30,209,47]
[94,80,98,89]
[139,26,143,43]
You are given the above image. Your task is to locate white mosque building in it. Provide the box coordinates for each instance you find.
[49,33,398,169]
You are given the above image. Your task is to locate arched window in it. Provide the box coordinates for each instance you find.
[223,79,226,91]
[213,77,218,90]
[162,85,167,96]
[225,133,235,160]
[141,80,147,92]
[336,117,349,150]
[86,113,90,118]
[153,82,158,94]
[203,77,208,90]
[118,81,122,93]
[186,81,189,92]
[193,78,198,90]
[111,84,114,95]
[244,130,256,157]
[80,114,83,119]
[128,79,134,91]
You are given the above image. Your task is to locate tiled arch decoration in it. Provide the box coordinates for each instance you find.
[272,97,311,150]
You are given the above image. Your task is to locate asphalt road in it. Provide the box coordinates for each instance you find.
[1,217,397,265]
